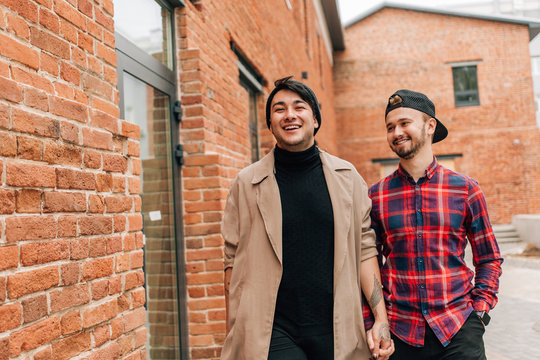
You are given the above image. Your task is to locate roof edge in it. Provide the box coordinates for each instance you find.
[344,1,540,40]
[321,0,345,51]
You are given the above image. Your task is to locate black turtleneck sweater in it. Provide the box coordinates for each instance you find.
[273,144,334,337]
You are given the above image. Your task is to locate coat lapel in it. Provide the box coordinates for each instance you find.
[252,150,283,265]
[321,152,353,290]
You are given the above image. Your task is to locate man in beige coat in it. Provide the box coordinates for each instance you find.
[222,76,393,360]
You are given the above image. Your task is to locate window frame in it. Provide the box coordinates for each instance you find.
[450,61,481,107]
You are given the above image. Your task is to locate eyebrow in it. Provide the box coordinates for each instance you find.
[271,99,307,109]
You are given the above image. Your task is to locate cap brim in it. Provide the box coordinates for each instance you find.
[433,118,448,143]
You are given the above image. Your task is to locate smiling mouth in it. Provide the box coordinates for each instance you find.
[283,125,300,131]
[393,137,410,145]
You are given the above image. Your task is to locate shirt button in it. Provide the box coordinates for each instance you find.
[418,232,422,237]
[417,208,421,213]
[417,258,423,263]
[423,309,428,315]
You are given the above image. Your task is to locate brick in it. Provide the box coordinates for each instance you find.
[128,177,141,194]
[79,215,112,235]
[82,73,112,99]
[23,86,49,111]
[15,189,41,213]
[0,75,23,103]
[82,127,113,150]
[84,149,101,169]
[39,7,59,33]
[127,140,140,157]
[5,162,53,188]
[5,216,56,242]
[17,135,42,160]
[34,346,53,360]
[124,270,144,291]
[0,32,39,69]
[107,235,123,254]
[6,13,29,39]
[91,278,108,300]
[60,310,81,335]
[1,0,38,23]
[20,240,69,266]
[94,6,114,32]
[115,253,130,273]
[103,153,127,173]
[123,306,146,332]
[90,109,118,134]
[81,257,114,280]
[58,215,77,237]
[7,265,59,298]
[22,294,47,323]
[0,277,5,303]
[0,102,9,129]
[40,52,59,76]
[43,191,86,212]
[60,262,79,285]
[12,108,59,138]
[30,26,70,59]
[50,96,88,123]
[112,175,125,192]
[93,96,119,118]
[12,66,54,94]
[82,299,117,328]
[70,238,89,260]
[43,141,82,167]
[116,293,129,312]
[55,0,85,28]
[96,42,116,66]
[50,284,90,312]
[109,275,121,295]
[121,120,140,139]
[56,168,96,190]
[123,233,135,251]
[0,303,22,332]
[0,245,18,271]
[60,120,79,144]
[60,61,80,85]
[89,237,107,257]
[131,287,146,308]
[89,194,104,213]
[51,331,91,360]
[93,323,110,347]
[87,341,120,360]
[96,173,112,192]
[105,196,132,213]
[0,189,15,214]
[128,213,143,231]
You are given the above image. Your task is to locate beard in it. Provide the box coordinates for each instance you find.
[391,125,427,160]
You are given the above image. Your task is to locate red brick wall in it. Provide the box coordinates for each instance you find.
[0,0,146,359]
[177,1,339,358]
[334,7,540,224]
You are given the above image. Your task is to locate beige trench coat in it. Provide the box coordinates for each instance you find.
[221,149,377,360]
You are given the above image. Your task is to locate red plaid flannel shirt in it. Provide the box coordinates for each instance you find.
[365,158,502,347]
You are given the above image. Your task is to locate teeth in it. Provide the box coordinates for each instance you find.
[284,126,300,130]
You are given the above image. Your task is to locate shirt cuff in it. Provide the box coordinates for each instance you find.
[473,301,490,312]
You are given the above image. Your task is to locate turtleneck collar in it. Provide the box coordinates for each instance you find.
[274,143,320,171]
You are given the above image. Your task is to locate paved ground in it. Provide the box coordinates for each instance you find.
[483,256,540,359]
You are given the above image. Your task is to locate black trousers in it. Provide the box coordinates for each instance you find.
[391,313,486,360]
[267,324,334,360]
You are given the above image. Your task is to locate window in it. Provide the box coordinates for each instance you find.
[452,64,480,107]
[232,43,263,162]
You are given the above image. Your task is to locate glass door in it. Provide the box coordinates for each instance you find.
[114,1,188,359]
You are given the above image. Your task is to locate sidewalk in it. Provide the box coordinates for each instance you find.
[484,255,540,359]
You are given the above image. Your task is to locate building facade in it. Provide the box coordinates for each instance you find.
[334,4,540,224]
[0,1,538,360]
[0,0,343,359]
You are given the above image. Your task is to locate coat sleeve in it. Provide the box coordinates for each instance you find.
[356,173,377,262]
[223,178,241,270]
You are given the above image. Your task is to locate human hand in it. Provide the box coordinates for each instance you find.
[366,321,394,360]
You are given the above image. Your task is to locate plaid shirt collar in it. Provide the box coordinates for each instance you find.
[397,157,439,183]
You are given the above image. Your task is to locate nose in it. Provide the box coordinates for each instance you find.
[393,125,403,136]
[285,106,296,120]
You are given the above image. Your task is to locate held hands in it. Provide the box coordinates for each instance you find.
[366,321,394,360]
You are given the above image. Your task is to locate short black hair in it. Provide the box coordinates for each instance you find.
[265,75,322,134]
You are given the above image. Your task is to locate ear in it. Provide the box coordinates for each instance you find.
[313,116,319,129]
[426,117,436,136]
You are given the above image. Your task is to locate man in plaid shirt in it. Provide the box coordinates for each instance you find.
[366,89,503,360]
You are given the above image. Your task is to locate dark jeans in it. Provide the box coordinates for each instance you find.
[267,324,333,360]
[391,313,486,360]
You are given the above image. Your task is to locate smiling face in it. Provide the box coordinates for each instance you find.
[385,107,435,160]
[269,89,319,152]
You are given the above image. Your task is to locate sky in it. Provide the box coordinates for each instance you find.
[337,0,486,24]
